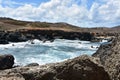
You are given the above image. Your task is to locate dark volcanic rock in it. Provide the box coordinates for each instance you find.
[0,54,14,70]
[0,29,116,44]
[25,63,39,67]
[93,35,120,80]
[0,30,96,44]
[20,29,95,41]
[6,32,27,42]
[0,31,27,44]
[0,55,110,80]
[0,31,9,44]
[0,39,9,44]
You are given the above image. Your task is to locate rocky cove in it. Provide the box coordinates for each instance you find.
[0,34,120,80]
[0,18,120,80]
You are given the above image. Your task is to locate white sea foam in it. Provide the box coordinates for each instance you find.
[0,39,101,66]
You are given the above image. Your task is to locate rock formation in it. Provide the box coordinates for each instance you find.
[0,30,96,44]
[0,28,116,44]
[0,54,14,70]
[0,55,110,80]
[93,35,120,80]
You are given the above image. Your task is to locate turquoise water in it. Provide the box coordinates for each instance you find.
[0,39,102,66]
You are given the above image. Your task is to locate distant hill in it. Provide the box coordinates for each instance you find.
[0,17,120,33]
[0,17,81,31]
[112,25,120,30]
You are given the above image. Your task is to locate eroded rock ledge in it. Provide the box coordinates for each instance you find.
[0,55,110,80]
[0,29,116,44]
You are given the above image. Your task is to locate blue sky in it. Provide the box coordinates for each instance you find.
[12,0,48,3]
[0,0,120,27]
[12,0,50,6]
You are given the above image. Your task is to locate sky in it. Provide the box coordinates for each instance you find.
[0,0,120,27]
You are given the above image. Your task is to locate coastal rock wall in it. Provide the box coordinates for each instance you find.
[0,29,117,44]
[0,30,95,44]
[0,55,110,80]
[20,29,94,41]
[0,31,27,44]
[93,35,120,80]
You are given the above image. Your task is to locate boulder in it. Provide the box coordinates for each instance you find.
[0,54,14,70]
[0,55,110,80]
[93,35,120,80]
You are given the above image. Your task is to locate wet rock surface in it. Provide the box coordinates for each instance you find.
[93,35,120,80]
[0,55,110,80]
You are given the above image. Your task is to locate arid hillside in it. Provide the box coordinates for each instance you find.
[0,17,120,33]
[0,17,81,31]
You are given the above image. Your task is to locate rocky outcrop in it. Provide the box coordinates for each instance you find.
[93,35,120,80]
[0,39,9,44]
[20,29,95,41]
[6,31,27,42]
[0,28,117,44]
[0,54,14,70]
[0,31,27,44]
[0,55,110,80]
[0,31,9,44]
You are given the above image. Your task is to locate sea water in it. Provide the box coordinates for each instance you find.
[0,39,104,66]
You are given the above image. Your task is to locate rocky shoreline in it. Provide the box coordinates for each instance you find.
[0,17,119,44]
[0,55,110,80]
[0,35,120,80]
[0,29,116,44]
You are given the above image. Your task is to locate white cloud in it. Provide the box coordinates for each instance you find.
[98,0,120,21]
[0,0,2,4]
[0,0,120,27]
[89,2,100,20]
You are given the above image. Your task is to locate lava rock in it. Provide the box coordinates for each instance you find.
[93,35,120,80]
[0,55,110,80]
[0,54,14,70]
[0,39,9,44]
[6,32,27,42]
[0,71,25,80]
[51,55,110,80]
